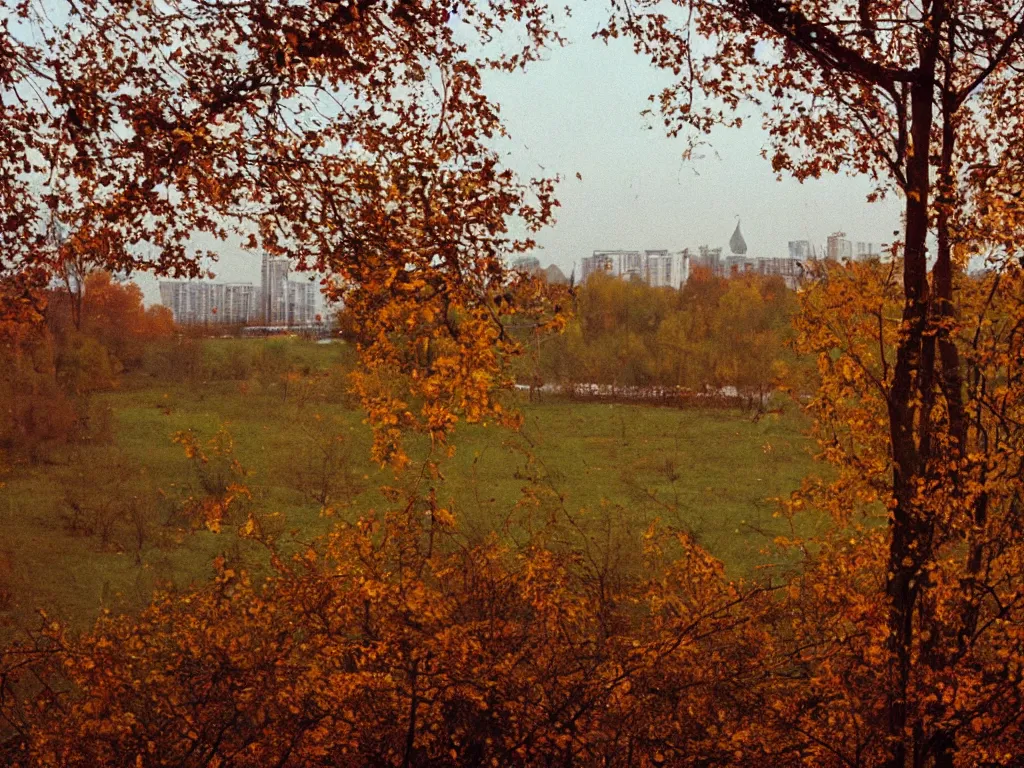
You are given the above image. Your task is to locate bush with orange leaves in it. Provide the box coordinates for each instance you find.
[0,483,783,767]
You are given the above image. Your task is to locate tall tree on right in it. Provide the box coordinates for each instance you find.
[608,1,1024,764]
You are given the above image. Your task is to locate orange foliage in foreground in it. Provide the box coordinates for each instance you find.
[8,263,1024,768]
[1,506,782,766]
[7,0,1024,764]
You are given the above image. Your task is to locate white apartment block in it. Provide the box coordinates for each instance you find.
[159,254,319,327]
[645,250,687,289]
[158,281,256,325]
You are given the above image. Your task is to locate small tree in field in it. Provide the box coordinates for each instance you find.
[60,448,155,553]
[171,427,253,534]
[79,271,174,371]
[290,412,363,511]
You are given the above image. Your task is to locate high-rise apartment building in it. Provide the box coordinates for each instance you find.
[826,232,854,261]
[509,256,569,284]
[855,241,881,260]
[645,250,686,289]
[690,245,723,276]
[618,251,646,281]
[788,240,815,260]
[220,284,255,324]
[159,281,204,325]
[580,252,617,283]
[260,254,291,324]
[825,233,883,261]
[578,224,811,292]
[260,254,319,326]
[286,280,318,325]
[159,255,317,327]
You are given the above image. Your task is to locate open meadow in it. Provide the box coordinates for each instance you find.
[1,338,824,637]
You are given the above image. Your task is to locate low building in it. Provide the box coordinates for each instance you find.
[512,256,542,274]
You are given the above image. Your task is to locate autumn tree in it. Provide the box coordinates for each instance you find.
[538,269,795,399]
[1,0,568,471]
[657,267,728,390]
[606,0,1024,763]
[23,0,1024,763]
[60,447,155,554]
[598,0,1024,765]
[46,221,128,333]
[0,319,79,462]
[77,271,174,371]
[713,275,794,406]
[0,485,783,767]
[0,1,805,764]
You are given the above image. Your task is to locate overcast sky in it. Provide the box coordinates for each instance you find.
[488,7,903,272]
[138,6,903,303]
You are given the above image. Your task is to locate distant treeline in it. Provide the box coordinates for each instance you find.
[1,272,176,461]
[0,272,355,463]
[523,269,809,403]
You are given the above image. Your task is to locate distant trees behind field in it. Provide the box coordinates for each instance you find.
[2,263,807,465]
[1,271,175,461]
[527,270,805,402]
[1,268,365,465]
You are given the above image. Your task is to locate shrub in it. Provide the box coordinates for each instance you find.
[59,448,155,553]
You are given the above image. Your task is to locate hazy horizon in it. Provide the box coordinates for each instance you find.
[136,6,903,305]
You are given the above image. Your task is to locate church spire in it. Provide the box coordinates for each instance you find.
[729,220,748,255]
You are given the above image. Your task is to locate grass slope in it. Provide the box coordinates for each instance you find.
[0,339,824,638]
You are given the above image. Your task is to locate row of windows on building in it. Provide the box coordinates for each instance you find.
[577,248,804,291]
[576,229,884,292]
[158,255,319,326]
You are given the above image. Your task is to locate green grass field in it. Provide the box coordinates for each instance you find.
[0,338,826,638]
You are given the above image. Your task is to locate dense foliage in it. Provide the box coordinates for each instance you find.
[531,270,800,401]
[5,0,1024,765]
[1,273,173,461]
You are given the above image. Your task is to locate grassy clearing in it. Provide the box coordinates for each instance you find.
[0,338,826,638]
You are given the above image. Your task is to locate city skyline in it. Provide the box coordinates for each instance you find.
[135,216,892,307]
[573,221,886,292]
[130,5,900,307]
[157,254,321,326]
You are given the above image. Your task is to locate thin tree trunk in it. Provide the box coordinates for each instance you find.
[885,57,939,766]
[927,72,967,768]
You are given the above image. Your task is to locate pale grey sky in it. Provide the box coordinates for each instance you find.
[137,7,902,303]
[487,7,902,276]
